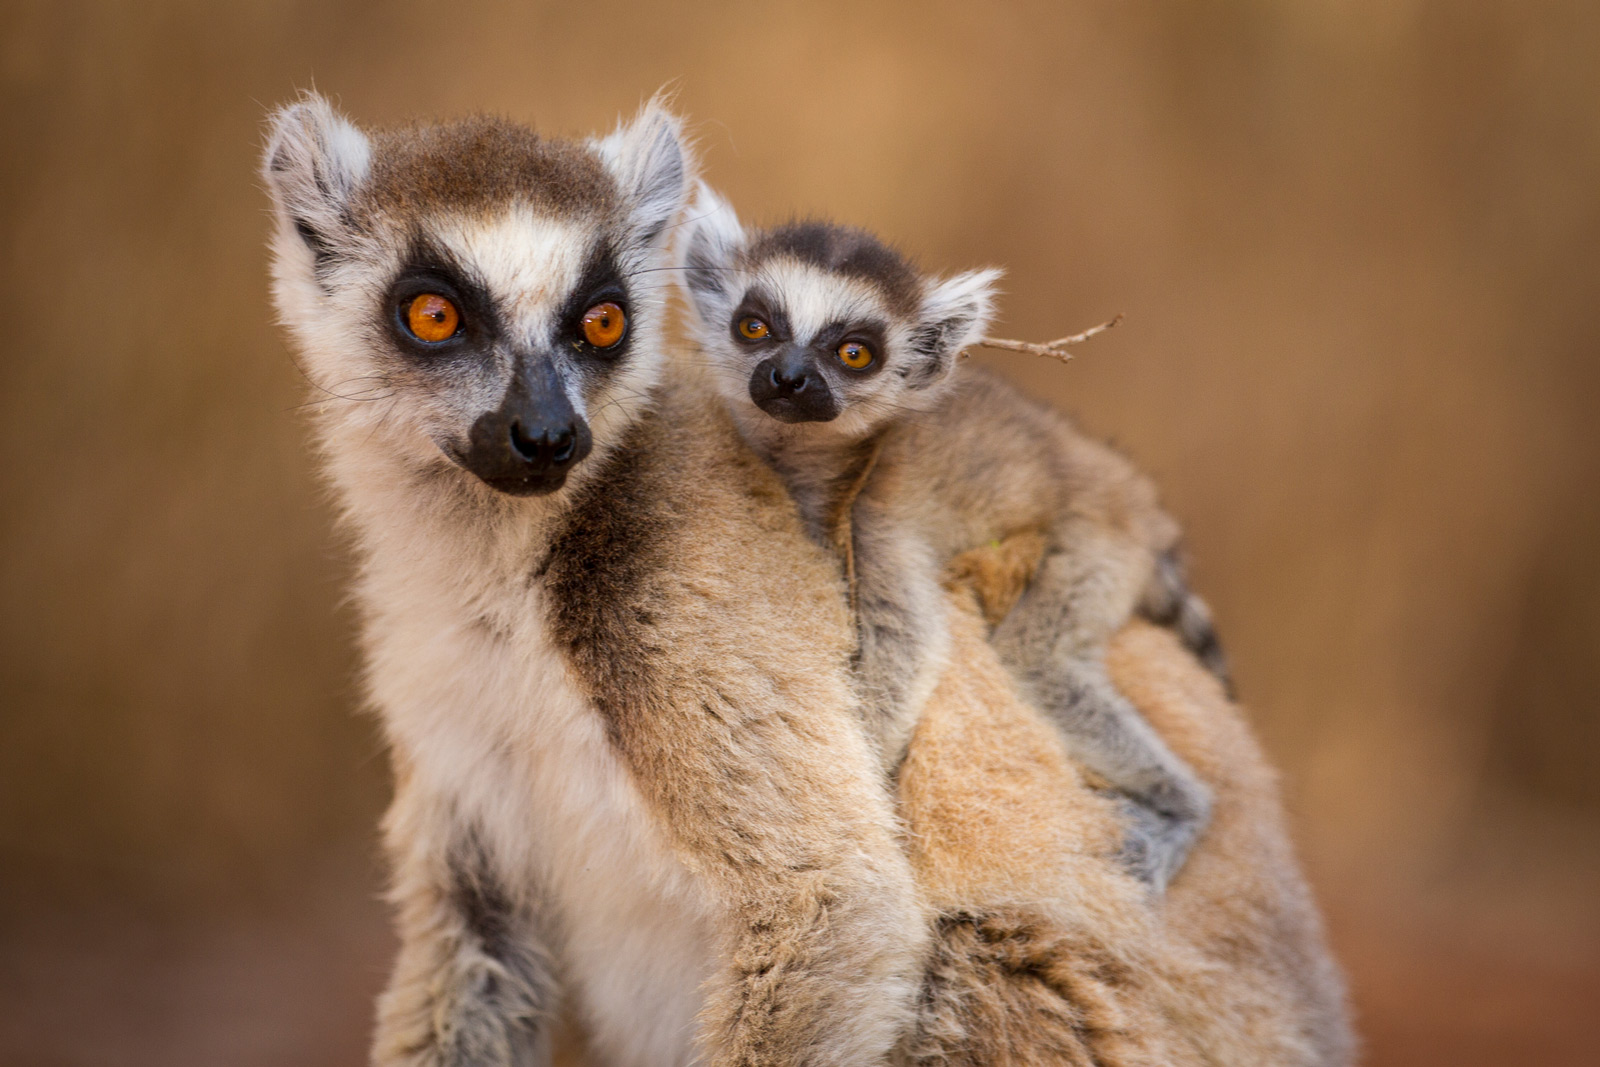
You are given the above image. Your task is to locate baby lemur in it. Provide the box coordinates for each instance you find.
[681,186,1227,890]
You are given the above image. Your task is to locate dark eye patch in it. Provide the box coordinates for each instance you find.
[730,289,791,344]
[556,239,635,367]
[811,319,889,376]
[386,235,502,360]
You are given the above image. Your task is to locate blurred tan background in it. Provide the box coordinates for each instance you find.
[2,0,1596,1063]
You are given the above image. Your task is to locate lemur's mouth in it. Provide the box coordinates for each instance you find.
[437,442,577,497]
[479,470,573,497]
[755,395,839,424]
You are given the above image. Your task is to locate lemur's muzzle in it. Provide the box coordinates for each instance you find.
[462,355,592,496]
[749,344,840,423]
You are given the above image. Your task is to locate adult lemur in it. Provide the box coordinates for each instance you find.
[263,95,928,1067]
[680,187,1225,890]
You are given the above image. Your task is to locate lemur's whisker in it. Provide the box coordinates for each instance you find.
[623,264,754,277]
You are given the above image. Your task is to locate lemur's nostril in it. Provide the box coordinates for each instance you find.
[509,419,540,461]
[550,429,575,464]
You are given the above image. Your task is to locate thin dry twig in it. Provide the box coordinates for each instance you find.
[962,313,1124,364]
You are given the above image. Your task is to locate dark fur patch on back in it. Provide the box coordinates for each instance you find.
[358,115,617,220]
[748,221,922,316]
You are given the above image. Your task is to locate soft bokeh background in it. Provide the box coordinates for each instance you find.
[3,1,1597,1063]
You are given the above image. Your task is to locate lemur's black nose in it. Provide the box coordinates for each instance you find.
[749,348,840,424]
[509,419,579,468]
[769,363,811,396]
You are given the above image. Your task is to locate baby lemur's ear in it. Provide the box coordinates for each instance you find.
[591,96,693,248]
[909,268,1003,388]
[678,182,747,324]
[262,92,372,272]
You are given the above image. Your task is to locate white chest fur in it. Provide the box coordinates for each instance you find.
[365,570,718,1067]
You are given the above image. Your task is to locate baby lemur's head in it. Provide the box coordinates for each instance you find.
[262,93,691,499]
[680,185,1000,446]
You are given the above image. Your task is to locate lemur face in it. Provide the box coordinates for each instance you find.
[263,96,689,496]
[681,185,999,444]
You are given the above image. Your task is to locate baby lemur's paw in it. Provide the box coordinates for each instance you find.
[1108,785,1212,895]
[1109,795,1173,891]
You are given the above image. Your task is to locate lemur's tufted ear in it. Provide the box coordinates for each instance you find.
[591,96,692,248]
[908,268,1003,388]
[261,93,371,271]
[678,182,747,323]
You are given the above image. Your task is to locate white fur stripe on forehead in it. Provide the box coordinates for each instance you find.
[428,210,596,339]
[590,98,693,248]
[756,258,895,342]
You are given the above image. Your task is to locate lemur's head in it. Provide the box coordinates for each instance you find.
[262,94,690,498]
[680,184,999,444]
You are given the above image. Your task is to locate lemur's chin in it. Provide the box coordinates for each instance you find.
[756,397,840,424]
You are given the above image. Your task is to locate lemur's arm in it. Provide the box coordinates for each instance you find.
[989,520,1214,891]
[373,777,560,1067]
[597,676,928,1067]
[849,497,951,777]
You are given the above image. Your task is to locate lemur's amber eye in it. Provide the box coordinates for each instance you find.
[582,302,626,348]
[738,316,770,340]
[406,294,460,342]
[838,341,874,370]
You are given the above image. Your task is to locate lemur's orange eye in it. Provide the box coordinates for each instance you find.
[738,316,770,340]
[582,302,626,348]
[838,341,874,370]
[406,294,460,342]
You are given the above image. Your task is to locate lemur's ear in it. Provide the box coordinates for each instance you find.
[592,96,692,248]
[262,93,371,271]
[679,182,746,318]
[908,268,1003,387]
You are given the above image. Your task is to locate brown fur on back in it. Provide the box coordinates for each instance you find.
[893,540,1352,1065]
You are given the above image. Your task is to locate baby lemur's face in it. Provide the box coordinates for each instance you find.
[262,96,690,498]
[681,186,999,445]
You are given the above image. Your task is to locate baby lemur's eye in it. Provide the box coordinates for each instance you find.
[582,302,627,348]
[737,316,770,341]
[837,341,874,370]
[405,294,461,343]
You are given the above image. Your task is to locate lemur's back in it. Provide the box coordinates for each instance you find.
[879,366,1180,565]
